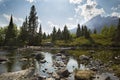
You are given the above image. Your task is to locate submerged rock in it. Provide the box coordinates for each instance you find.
[0,57,8,64]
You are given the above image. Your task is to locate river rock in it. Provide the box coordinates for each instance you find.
[0,57,8,63]
[79,55,89,61]
[52,72,60,79]
[0,67,35,80]
[34,53,44,61]
[57,69,71,78]
[75,70,95,80]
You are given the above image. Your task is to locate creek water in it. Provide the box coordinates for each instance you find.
[0,50,119,80]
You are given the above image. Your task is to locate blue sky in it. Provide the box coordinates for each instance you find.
[0,0,120,33]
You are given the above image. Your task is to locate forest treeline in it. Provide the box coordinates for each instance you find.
[0,5,120,47]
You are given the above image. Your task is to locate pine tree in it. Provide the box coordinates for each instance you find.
[84,26,90,39]
[81,26,84,36]
[0,27,6,46]
[76,24,81,38]
[38,24,42,44]
[28,5,38,45]
[62,25,71,42]
[113,18,120,45]
[51,27,57,42]
[56,28,62,40]
[101,26,109,35]
[43,32,47,39]
[4,15,17,46]
[19,16,28,45]
[93,28,97,34]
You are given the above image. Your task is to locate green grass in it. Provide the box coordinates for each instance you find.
[42,34,113,47]
[67,49,90,57]
[112,65,120,77]
[92,50,113,63]
[91,34,112,46]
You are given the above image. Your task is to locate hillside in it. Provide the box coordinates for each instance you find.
[70,15,119,33]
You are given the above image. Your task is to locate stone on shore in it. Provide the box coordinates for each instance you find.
[75,70,95,80]
[0,67,35,80]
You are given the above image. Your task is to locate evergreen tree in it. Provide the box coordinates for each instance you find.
[43,32,47,39]
[81,26,84,36]
[108,25,116,37]
[93,28,97,34]
[51,27,57,42]
[62,25,71,42]
[76,24,81,38]
[113,18,120,45]
[84,26,90,39]
[38,24,42,44]
[19,16,28,45]
[28,5,38,45]
[0,27,6,46]
[56,28,62,40]
[101,26,109,35]
[4,15,17,46]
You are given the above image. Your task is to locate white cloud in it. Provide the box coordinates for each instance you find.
[72,0,105,22]
[26,0,35,3]
[69,0,82,4]
[26,0,46,3]
[68,17,73,20]
[111,12,120,17]
[38,19,42,23]
[3,14,24,26]
[47,21,61,29]
[111,5,120,11]
[65,23,77,29]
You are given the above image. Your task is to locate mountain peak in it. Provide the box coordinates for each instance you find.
[70,15,119,33]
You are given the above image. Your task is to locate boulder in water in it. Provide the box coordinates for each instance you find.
[0,57,8,63]
[34,53,44,61]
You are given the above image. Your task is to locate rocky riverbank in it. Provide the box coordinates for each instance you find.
[0,49,119,80]
[0,67,35,80]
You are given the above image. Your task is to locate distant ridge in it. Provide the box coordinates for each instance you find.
[70,15,119,33]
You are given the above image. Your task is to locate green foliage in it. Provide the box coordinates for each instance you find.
[84,26,90,39]
[28,5,38,45]
[112,18,120,46]
[38,24,42,45]
[43,32,47,39]
[0,27,6,46]
[67,49,89,57]
[91,34,112,46]
[56,28,62,40]
[93,28,97,34]
[76,24,81,38]
[62,25,71,42]
[51,27,57,42]
[4,15,18,46]
[19,17,28,46]
[101,25,116,37]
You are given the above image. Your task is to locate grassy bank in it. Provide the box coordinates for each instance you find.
[48,34,114,47]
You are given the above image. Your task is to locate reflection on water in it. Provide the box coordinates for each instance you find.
[0,50,31,74]
[39,52,55,77]
[67,57,78,72]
